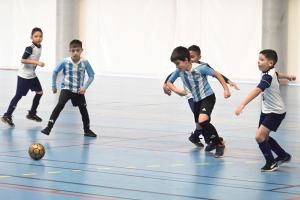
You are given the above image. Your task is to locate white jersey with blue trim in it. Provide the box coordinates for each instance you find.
[257,67,286,114]
[18,43,42,79]
[169,63,215,102]
[53,57,95,93]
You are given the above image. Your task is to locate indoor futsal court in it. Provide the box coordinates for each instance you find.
[1,0,300,200]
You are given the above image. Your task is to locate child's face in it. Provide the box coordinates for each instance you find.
[258,54,274,72]
[69,47,83,60]
[30,31,43,45]
[189,51,201,63]
[173,58,189,71]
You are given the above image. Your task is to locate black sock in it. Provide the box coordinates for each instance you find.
[268,137,286,158]
[6,94,22,116]
[30,93,43,115]
[258,140,275,163]
[199,120,221,145]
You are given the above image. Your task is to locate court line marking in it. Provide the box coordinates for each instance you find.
[196,163,209,165]
[147,165,160,168]
[48,171,62,174]
[97,168,111,170]
[221,162,234,165]
[72,170,82,172]
[171,164,185,167]
[124,166,136,169]
[246,161,258,164]
[0,176,11,178]
[23,173,36,176]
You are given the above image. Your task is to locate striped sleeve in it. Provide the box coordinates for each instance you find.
[168,69,180,83]
[22,46,33,59]
[257,74,272,91]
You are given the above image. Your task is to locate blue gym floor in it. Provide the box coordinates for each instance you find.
[0,70,299,200]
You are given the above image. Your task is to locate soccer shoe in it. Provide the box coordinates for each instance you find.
[84,129,97,137]
[261,161,279,172]
[214,143,226,158]
[275,153,293,166]
[26,111,42,122]
[1,114,15,127]
[205,137,225,152]
[41,127,51,135]
[188,133,204,147]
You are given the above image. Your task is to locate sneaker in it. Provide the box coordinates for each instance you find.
[84,129,97,137]
[275,153,293,166]
[41,127,51,135]
[26,111,42,122]
[214,143,226,158]
[1,114,15,127]
[188,133,204,147]
[205,137,225,152]
[261,161,278,172]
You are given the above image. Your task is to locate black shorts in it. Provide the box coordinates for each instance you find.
[259,112,286,132]
[59,89,87,107]
[194,94,216,123]
[16,76,43,96]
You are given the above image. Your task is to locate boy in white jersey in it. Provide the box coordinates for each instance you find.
[163,45,239,148]
[167,46,230,158]
[41,40,96,137]
[1,27,45,127]
[236,49,296,172]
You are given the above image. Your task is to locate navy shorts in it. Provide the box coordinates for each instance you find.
[193,94,216,123]
[16,76,43,96]
[259,112,286,132]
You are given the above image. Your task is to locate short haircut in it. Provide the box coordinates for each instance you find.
[260,49,278,66]
[31,27,43,36]
[69,39,82,48]
[188,45,201,56]
[170,46,190,62]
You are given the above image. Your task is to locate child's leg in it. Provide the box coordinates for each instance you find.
[256,125,275,163]
[198,114,222,145]
[267,136,286,158]
[30,91,43,115]
[5,93,23,117]
[189,98,205,138]
[78,105,90,132]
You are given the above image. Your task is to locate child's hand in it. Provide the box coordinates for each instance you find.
[163,84,172,96]
[52,88,57,94]
[224,89,231,98]
[78,87,85,94]
[228,80,240,90]
[176,89,188,96]
[235,104,244,116]
[287,75,296,81]
[37,61,45,67]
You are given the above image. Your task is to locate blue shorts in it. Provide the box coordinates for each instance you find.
[16,76,43,96]
[259,112,286,132]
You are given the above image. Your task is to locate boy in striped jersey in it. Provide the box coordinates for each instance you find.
[236,49,296,172]
[41,40,96,137]
[1,27,45,127]
[167,46,230,158]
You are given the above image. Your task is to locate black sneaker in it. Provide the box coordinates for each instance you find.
[275,153,293,166]
[261,161,278,172]
[188,133,204,147]
[84,129,97,137]
[41,127,51,135]
[205,137,225,152]
[214,143,226,158]
[26,111,42,122]
[1,114,15,127]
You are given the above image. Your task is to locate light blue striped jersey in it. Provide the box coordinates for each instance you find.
[169,63,215,102]
[52,57,95,93]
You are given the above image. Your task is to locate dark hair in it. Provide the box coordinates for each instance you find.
[170,46,190,62]
[260,49,278,66]
[69,39,82,48]
[188,45,201,56]
[31,27,43,36]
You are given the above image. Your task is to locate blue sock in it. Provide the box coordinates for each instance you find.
[6,94,22,117]
[30,93,42,115]
[258,140,275,163]
[268,137,286,158]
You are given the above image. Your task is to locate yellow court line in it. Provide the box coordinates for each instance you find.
[23,173,36,176]
[171,164,185,167]
[196,163,209,166]
[72,170,82,172]
[98,168,111,170]
[245,161,258,164]
[48,171,62,174]
[124,166,136,169]
[0,176,11,178]
[221,162,234,165]
[147,165,160,168]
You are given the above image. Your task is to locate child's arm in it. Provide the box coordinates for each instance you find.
[166,69,188,96]
[78,61,95,94]
[163,73,173,96]
[52,60,66,94]
[214,71,231,98]
[235,88,261,115]
[21,46,44,67]
[277,72,296,81]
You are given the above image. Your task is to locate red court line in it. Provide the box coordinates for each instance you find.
[0,184,115,200]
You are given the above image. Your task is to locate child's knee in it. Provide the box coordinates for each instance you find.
[36,91,43,95]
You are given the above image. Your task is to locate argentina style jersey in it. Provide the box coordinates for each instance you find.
[257,67,286,114]
[18,43,42,79]
[169,63,215,102]
[53,57,95,93]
